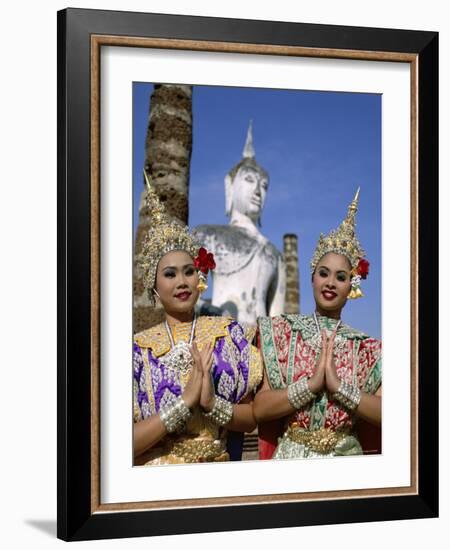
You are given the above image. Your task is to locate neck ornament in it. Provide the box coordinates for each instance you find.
[162,316,197,375]
[308,312,346,354]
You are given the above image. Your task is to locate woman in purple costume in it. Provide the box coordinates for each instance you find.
[133,180,262,465]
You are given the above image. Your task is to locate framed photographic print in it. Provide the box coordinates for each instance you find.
[57,8,438,541]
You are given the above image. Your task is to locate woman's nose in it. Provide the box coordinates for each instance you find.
[176,274,189,287]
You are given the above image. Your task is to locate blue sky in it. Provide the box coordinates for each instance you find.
[133,83,381,338]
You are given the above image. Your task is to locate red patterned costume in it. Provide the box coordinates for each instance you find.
[257,314,382,460]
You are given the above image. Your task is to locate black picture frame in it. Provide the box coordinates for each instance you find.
[57,7,438,541]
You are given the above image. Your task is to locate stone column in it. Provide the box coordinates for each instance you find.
[283,233,300,314]
[134,84,193,333]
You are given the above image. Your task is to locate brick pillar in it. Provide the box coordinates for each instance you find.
[283,233,300,314]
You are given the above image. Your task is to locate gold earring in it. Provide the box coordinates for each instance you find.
[197,273,208,293]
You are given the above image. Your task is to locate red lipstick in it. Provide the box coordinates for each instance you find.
[174,291,191,301]
[322,290,337,301]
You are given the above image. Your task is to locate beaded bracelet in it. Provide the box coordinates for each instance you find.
[159,396,192,433]
[332,380,361,411]
[203,395,233,426]
[287,377,316,409]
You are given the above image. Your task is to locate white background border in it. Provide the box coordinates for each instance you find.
[2,1,446,549]
[101,46,411,504]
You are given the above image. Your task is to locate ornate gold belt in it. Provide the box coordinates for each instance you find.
[286,424,350,455]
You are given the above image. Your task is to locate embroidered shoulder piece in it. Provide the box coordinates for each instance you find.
[190,316,231,351]
[240,321,257,345]
[257,315,286,390]
[282,314,368,341]
[134,322,171,357]
[358,338,382,394]
[134,316,233,357]
[248,345,263,393]
[364,358,382,394]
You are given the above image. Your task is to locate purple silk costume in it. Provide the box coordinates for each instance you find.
[133,316,262,465]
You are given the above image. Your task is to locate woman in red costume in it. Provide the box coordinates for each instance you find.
[254,189,381,460]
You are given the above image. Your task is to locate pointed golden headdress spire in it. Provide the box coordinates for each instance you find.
[143,169,168,226]
[341,186,360,232]
[138,170,200,301]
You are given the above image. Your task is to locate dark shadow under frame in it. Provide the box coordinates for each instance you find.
[57,7,438,541]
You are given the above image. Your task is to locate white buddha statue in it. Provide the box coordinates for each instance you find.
[194,122,286,325]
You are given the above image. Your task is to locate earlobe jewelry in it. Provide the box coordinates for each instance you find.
[197,272,208,293]
[193,247,216,293]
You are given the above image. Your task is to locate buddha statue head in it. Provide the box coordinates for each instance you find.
[225,121,269,226]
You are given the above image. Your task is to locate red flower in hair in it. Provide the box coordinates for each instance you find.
[194,247,216,274]
[356,258,370,279]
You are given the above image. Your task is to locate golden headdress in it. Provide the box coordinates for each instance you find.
[310,188,369,299]
[138,172,214,303]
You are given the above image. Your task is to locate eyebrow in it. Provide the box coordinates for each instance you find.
[161,263,194,270]
[318,265,349,274]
